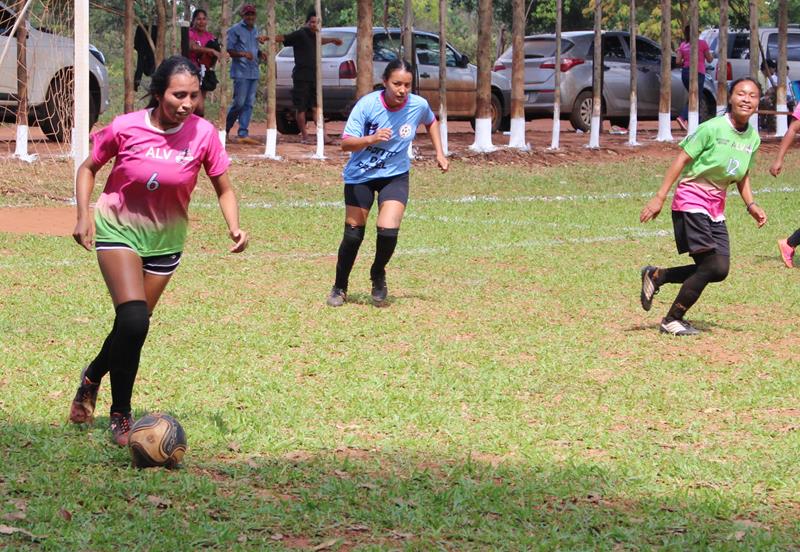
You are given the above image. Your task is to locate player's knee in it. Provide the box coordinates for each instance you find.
[376,226,399,238]
[343,224,365,245]
[704,255,730,283]
[114,300,150,343]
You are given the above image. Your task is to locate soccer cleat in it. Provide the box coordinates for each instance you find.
[640,266,660,312]
[326,286,347,307]
[109,412,135,447]
[68,366,100,424]
[659,317,700,336]
[371,276,388,304]
[237,136,260,145]
[778,238,795,268]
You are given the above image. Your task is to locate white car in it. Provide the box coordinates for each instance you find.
[0,1,110,141]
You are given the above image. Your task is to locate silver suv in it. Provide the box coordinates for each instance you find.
[276,27,512,134]
[493,30,717,131]
[0,1,110,141]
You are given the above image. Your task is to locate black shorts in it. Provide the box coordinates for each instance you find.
[672,211,730,257]
[95,242,183,275]
[344,172,410,209]
[291,80,316,111]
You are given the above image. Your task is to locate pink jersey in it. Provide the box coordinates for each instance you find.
[793,103,800,121]
[92,109,229,256]
[188,28,215,68]
[677,40,710,72]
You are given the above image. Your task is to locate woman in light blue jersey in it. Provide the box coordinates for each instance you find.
[326,59,449,307]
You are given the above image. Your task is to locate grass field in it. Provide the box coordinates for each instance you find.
[1,152,799,550]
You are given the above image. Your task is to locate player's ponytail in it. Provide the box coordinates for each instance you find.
[146,55,201,109]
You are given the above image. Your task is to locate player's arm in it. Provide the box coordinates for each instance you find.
[769,118,800,177]
[73,157,101,251]
[640,150,693,223]
[209,172,248,253]
[321,36,343,46]
[341,130,392,152]
[737,172,767,227]
[425,118,448,172]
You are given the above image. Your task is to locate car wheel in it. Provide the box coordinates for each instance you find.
[39,72,73,142]
[276,110,300,135]
[469,92,504,133]
[569,90,595,132]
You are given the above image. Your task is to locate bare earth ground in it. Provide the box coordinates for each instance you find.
[0,119,786,236]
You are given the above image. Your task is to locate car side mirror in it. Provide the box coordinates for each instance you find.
[458,53,469,68]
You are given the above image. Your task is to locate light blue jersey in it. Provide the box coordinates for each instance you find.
[341,91,435,184]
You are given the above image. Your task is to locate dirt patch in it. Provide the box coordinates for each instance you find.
[0,205,78,236]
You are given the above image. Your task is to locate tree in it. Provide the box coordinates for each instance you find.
[656,0,672,141]
[508,0,527,149]
[470,0,495,151]
[356,0,374,99]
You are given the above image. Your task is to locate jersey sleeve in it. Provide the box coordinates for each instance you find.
[90,119,120,167]
[202,128,231,177]
[679,122,711,160]
[342,96,368,139]
[282,29,302,47]
[421,103,436,126]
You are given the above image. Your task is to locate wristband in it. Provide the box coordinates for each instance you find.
[746,202,756,213]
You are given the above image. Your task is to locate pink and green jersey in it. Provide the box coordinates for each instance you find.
[672,114,760,222]
[92,109,230,256]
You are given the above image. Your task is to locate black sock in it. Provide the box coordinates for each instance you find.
[85,318,118,383]
[666,253,729,320]
[657,264,696,285]
[371,227,399,281]
[108,300,150,415]
[334,224,365,291]
[787,229,800,248]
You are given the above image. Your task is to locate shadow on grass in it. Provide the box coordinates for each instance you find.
[0,422,795,550]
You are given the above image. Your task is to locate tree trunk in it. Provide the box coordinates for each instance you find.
[217,0,230,136]
[550,0,562,149]
[748,0,758,130]
[402,0,413,61]
[508,0,526,149]
[589,0,601,147]
[439,0,448,155]
[776,0,788,136]
[356,0,374,99]
[156,0,167,65]
[263,0,278,158]
[470,0,494,151]
[628,0,638,145]
[124,0,135,113]
[687,0,699,132]
[15,0,26,127]
[313,0,325,157]
[657,0,672,141]
[716,0,728,115]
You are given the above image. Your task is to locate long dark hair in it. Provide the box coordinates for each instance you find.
[727,77,761,113]
[191,9,207,27]
[146,56,201,109]
[382,58,413,81]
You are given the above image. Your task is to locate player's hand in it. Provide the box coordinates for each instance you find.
[749,204,767,228]
[333,38,343,45]
[769,161,783,177]
[229,229,249,253]
[243,51,254,60]
[640,196,664,223]
[436,154,449,172]
[72,216,94,251]
[371,128,392,143]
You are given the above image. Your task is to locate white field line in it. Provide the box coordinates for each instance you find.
[0,228,670,269]
[188,186,800,211]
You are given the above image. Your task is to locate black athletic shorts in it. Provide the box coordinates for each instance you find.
[95,242,183,275]
[291,80,316,111]
[344,172,410,209]
[672,210,730,257]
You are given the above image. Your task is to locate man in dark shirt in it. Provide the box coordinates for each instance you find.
[276,10,342,143]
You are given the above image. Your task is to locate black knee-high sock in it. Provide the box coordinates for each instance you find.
[108,300,150,415]
[371,227,399,281]
[666,253,729,320]
[334,224,365,291]
[85,318,118,383]
[787,229,800,248]
[655,264,697,285]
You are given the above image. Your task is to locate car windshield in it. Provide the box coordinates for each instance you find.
[502,38,573,59]
[277,31,354,58]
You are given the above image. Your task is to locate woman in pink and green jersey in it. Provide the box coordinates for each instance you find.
[639,78,767,336]
[68,56,249,446]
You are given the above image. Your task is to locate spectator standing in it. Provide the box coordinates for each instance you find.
[675,25,713,130]
[187,9,221,117]
[275,10,342,144]
[225,3,265,144]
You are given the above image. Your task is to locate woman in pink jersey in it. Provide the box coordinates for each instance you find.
[68,56,249,446]
[675,25,713,130]
[187,9,221,116]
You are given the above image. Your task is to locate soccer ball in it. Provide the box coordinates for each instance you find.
[128,413,187,469]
